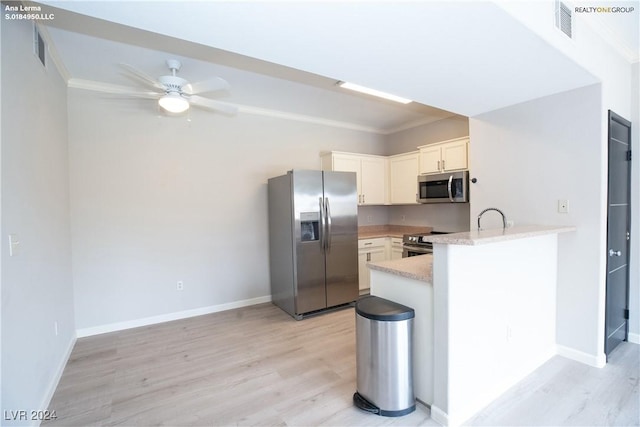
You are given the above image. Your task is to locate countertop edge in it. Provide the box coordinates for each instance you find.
[358,225,433,240]
[367,254,433,283]
[423,225,577,246]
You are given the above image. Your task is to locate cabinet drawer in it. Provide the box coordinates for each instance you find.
[358,237,387,249]
[390,237,403,246]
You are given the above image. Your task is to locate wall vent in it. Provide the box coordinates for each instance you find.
[33,24,46,67]
[555,0,573,39]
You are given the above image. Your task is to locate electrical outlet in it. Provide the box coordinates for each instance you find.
[506,220,514,228]
[54,321,58,336]
[367,215,373,223]
[177,281,184,291]
[558,199,569,213]
[401,215,406,222]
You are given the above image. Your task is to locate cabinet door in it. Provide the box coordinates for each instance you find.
[390,153,419,204]
[442,140,468,171]
[358,244,386,290]
[358,251,369,291]
[370,247,386,263]
[390,237,404,260]
[419,145,442,174]
[332,154,362,196]
[391,247,404,260]
[360,157,386,205]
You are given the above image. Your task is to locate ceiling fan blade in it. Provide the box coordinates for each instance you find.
[69,79,160,99]
[119,63,166,91]
[183,76,230,95]
[190,95,238,115]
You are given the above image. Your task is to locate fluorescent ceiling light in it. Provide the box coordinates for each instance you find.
[158,93,190,113]
[338,81,412,104]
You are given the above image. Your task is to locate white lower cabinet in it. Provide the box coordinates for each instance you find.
[358,238,387,291]
[358,236,405,290]
[390,237,404,260]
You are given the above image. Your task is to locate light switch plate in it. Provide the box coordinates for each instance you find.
[558,199,569,213]
[8,234,19,256]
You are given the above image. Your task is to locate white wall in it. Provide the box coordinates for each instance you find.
[495,0,639,350]
[68,89,385,331]
[385,115,469,156]
[1,20,75,425]
[432,234,560,425]
[469,84,605,363]
[630,61,639,343]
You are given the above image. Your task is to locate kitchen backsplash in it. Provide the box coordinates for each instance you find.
[358,204,470,232]
[357,205,390,226]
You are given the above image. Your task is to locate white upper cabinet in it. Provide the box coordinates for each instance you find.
[418,137,469,175]
[359,157,387,205]
[322,139,467,206]
[418,145,442,174]
[389,151,419,204]
[321,152,387,205]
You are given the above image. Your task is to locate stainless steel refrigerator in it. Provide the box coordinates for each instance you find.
[268,170,359,319]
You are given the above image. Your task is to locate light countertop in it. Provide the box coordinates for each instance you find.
[368,254,433,283]
[422,225,576,246]
[358,225,432,239]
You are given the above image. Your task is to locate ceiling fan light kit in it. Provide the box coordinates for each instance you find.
[159,92,190,113]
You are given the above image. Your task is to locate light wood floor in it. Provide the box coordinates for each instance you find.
[45,303,639,426]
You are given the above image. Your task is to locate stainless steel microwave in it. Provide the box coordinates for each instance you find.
[417,171,469,203]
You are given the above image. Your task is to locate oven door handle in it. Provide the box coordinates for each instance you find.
[447,175,454,202]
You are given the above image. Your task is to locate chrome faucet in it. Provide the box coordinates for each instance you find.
[477,207,507,230]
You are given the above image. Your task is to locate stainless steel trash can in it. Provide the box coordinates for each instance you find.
[353,295,415,417]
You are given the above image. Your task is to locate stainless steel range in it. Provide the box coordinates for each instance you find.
[402,231,450,257]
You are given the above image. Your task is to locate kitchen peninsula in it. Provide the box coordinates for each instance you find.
[368,225,575,426]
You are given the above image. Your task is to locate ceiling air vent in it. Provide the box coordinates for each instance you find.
[555,0,573,39]
[33,24,46,67]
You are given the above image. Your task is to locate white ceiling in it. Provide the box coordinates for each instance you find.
[37,1,635,132]
[40,5,461,134]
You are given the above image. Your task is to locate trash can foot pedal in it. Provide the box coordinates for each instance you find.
[353,392,416,417]
[353,392,379,414]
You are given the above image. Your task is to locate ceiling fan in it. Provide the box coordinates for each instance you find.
[101,59,238,116]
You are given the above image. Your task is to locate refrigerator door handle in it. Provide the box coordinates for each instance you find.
[319,197,326,250]
[326,197,332,251]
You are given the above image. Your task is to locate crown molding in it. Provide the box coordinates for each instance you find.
[384,114,458,135]
[234,103,386,134]
[30,20,71,82]
[67,78,435,135]
[19,0,70,80]
[579,11,639,64]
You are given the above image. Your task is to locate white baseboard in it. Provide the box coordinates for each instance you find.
[430,405,448,426]
[76,295,272,338]
[556,344,606,368]
[628,332,640,344]
[37,332,77,426]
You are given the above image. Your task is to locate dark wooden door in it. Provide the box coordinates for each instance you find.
[605,110,632,358]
